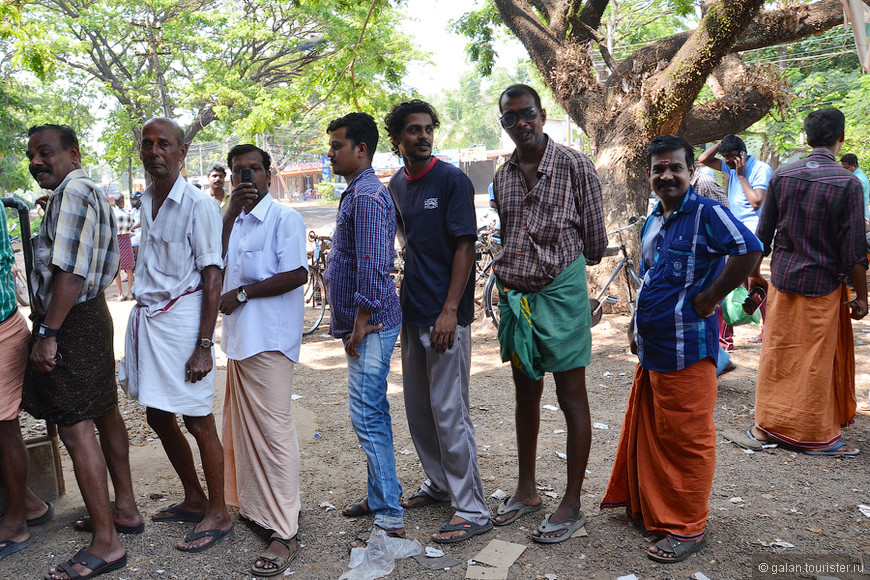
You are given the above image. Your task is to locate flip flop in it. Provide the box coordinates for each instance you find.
[251,533,299,577]
[723,429,762,451]
[805,441,860,456]
[529,511,586,544]
[648,536,707,563]
[27,502,54,527]
[177,525,234,553]
[350,526,405,550]
[151,503,205,523]
[50,548,128,579]
[432,518,493,544]
[342,497,371,517]
[493,498,542,526]
[74,514,145,535]
[0,537,32,562]
[401,489,442,510]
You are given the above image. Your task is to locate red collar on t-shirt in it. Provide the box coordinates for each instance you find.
[404,156,438,181]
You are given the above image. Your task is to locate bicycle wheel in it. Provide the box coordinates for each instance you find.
[13,273,29,307]
[589,298,603,327]
[623,262,642,314]
[483,273,500,329]
[303,272,327,336]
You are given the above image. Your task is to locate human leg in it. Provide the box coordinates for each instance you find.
[93,407,142,528]
[46,420,124,579]
[0,420,34,545]
[529,366,591,540]
[345,325,403,531]
[146,407,208,518]
[177,413,232,551]
[400,324,450,504]
[493,366,543,525]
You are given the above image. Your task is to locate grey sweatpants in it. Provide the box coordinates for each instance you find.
[400,323,489,525]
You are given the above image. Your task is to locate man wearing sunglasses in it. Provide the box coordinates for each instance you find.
[490,84,607,544]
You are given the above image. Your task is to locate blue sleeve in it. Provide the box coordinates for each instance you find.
[704,203,763,257]
[749,162,772,190]
[352,193,393,314]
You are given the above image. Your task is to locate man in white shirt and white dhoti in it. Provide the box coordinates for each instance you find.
[121,117,232,552]
[217,144,308,577]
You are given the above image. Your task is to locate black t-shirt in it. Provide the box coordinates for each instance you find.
[389,158,477,326]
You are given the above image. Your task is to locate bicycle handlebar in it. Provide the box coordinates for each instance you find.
[606,216,646,237]
[308,230,332,242]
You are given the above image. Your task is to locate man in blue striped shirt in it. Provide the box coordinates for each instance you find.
[324,113,405,546]
[602,135,761,564]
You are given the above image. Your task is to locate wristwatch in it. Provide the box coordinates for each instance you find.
[37,324,60,339]
[197,337,214,349]
[237,286,248,303]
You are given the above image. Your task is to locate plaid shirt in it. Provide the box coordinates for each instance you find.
[0,208,17,321]
[325,168,401,337]
[113,206,134,235]
[692,171,729,207]
[756,148,869,297]
[30,168,119,316]
[493,137,607,292]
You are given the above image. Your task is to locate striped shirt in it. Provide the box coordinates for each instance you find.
[134,175,223,309]
[756,148,868,297]
[30,168,119,316]
[324,168,401,338]
[0,208,17,321]
[493,136,607,292]
[636,189,762,372]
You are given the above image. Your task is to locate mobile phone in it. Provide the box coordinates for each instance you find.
[240,168,253,184]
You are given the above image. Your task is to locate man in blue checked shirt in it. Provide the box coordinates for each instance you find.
[324,112,405,547]
[601,135,761,564]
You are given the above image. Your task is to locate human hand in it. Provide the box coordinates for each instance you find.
[848,299,868,320]
[345,320,382,357]
[185,346,213,383]
[218,290,242,315]
[692,291,718,319]
[430,310,457,353]
[734,153,747,177]
[30,338,58,374]
[228,182,258,217]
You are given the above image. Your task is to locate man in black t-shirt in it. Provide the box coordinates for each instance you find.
[385,100,492,543]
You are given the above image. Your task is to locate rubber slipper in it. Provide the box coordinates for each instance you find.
[401,489,442,510]
[493,498,541,526]
[151,503,205,523]
[805,441,860,456]
[26,502,54,527]
[722,429,762,451]
[648,536,707,563]
[49,548,128,579]
[177,525,233,553]
[74,514,145,535]
[342,497,371,517]
[251,533,299,577]
[0,537,32,562]
[432,518,493,544]
[350,526,404,550]
[529,511,586,544]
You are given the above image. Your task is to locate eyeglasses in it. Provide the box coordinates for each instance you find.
[499,107,539,129]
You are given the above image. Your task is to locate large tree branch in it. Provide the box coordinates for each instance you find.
[678,88,776,144]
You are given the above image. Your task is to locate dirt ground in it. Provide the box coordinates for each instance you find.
[4,272,870,580]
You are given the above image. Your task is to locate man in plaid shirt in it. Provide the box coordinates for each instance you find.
[490,84,607,543]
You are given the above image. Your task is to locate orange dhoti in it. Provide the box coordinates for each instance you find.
[601,359,717,541]
[754,285,856,451]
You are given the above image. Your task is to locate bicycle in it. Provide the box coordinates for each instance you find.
[589,216,645,327]
[482,216,645,330]
[303,230,330,336]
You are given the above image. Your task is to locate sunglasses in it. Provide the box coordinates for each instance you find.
[499,107,539,129]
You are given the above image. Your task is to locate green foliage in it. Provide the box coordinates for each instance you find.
[450,1,502,76]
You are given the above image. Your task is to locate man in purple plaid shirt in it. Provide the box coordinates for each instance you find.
[324,112,405,546]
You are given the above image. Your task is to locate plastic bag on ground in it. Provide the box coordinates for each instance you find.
[339,527,423,580]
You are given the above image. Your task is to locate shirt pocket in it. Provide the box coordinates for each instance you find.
[527,198,568,247]
[241,249,265,283]
[152,241,187,277]
[663,241,693,285]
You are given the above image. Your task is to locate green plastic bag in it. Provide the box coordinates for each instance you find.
[721,285,762,326]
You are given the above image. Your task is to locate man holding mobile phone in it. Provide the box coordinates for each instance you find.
[699,135,772,349]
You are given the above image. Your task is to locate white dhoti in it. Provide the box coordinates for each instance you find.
[223,351,300,539]
[120,289,215,416]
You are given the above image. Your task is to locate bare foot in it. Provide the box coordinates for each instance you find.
[350,526,404,549]
[176,511,232,551]
[45,545,126,580]
[252,536,296,574]
[342,497,371,517]
[493,494,541,525]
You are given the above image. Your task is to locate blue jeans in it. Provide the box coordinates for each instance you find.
[344,324,403,530]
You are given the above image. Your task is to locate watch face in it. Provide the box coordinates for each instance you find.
[237,289,247,302]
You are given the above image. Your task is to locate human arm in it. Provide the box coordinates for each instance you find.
[848,264,868,319]
[187,265,221,382]
[30,270,84,374]
[698,143,724,172]
[692,251,763,318]
[732,154,766,210]
[431,236,475,353]
[576,155,608,264]
[219,267,307,315]
[221,182,258,255]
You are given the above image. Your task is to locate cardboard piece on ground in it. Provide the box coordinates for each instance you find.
[466,565,509,579]
[472,539,527,568]
[571,525,588,538]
